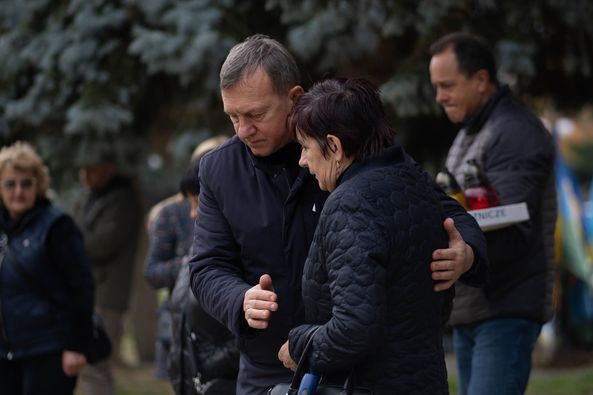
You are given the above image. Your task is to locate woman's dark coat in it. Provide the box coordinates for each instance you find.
[0,199,94,360]
[288,146,452,395]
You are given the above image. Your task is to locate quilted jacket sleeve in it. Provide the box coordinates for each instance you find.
[189,155,251,337]
[144,204,184,289]
[289,191,389,373]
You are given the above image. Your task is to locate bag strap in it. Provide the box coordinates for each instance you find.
[289,325,362,394]
[288,326,321,391]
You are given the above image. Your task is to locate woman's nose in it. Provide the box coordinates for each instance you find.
[298,154,307,168]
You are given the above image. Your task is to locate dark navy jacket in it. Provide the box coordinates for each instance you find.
[190,136,487,394]
[190,138,325,394]
[288,145,450,394]
[0,199,94,360]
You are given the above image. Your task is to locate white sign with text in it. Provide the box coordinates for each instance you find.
[469,202,530,231]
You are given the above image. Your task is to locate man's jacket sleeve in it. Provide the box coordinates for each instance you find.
[189,155,251,337]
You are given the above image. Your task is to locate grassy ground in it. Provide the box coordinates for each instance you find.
[445,368,593,395]
[446,350,593,395]
[527,371,593,395]
[108,331,593,395]
[114,363,174,395]
[110,358,593,395]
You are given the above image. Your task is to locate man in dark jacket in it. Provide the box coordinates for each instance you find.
[429,32,556,395]
[190,34,488,395]
[72,146,144,395]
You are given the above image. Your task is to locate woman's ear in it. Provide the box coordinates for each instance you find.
[326,134,344,160]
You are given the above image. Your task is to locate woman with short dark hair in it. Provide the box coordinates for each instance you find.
[278,78,452,394]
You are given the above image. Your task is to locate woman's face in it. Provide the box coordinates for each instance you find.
[0,167,38,219]
[297,132,339,192]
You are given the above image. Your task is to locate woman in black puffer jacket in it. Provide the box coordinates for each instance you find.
[278,78,453,394]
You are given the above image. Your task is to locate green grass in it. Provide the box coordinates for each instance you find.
[526,369,593,395]
[114,364,173,395]
[110,365,593,395]
[447,367,593,395]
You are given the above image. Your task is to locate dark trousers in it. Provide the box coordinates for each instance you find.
[0,352,77,395]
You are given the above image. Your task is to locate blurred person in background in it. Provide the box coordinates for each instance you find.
[169,138,239,395]
[429,32,556,395]
[0,141,94,395]
[72,145,144,395]
[143,135,233,392]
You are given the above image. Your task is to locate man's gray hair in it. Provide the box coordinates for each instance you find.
[220,34,300,94]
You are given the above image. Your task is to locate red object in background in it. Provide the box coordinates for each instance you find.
[463,159,500,210]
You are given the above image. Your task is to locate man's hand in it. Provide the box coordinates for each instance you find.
[431,218,474,292]
[243,274,278,329]
[278,340,297,371]
[62,350,87,376]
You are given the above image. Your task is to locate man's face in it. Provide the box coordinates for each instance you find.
[429,47,486,124]
[79,161,116,191]
[221,68,303,157]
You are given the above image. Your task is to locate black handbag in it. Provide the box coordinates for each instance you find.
[85,313,112,364]
[2,238,111,364]
[268,328,372,395]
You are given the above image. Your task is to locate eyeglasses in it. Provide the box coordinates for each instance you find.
[0,178,37,190]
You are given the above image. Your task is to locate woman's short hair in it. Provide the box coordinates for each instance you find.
[288,78,396,162]
[0,141,49,198]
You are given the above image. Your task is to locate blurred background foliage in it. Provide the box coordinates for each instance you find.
[1,0,593,202]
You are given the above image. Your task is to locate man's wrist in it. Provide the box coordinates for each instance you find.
[464,243,475,273]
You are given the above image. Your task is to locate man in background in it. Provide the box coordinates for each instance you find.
[429,32,556,395]
[72,146,144,395]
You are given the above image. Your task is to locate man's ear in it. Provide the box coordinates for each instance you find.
[474,69,491,92]
[288,85,304,104]
[326,134,344,160]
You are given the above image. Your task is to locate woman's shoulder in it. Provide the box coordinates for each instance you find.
[340,161,419,195]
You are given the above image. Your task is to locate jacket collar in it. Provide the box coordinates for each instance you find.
[251,141,305,186]
[464,85,510,135]
[0,198,50,236]
[338,144,406,187]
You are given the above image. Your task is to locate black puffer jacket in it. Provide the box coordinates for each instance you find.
[169,265,238,395]
[288,145,451,395]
